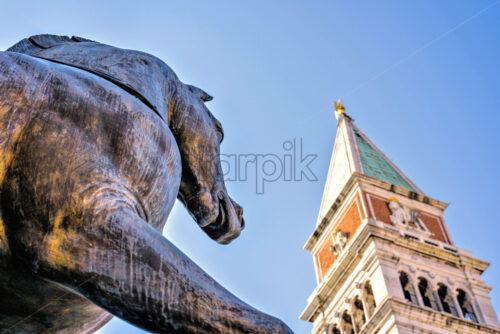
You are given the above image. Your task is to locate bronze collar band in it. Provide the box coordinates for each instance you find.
[30,54,166,124]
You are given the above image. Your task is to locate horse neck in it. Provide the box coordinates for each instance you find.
[167,83,189,132]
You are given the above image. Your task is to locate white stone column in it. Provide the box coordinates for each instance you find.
[450,290,464,318]
[410,278,424,307]
[431,284,443,312]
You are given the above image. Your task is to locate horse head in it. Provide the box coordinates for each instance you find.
[170,84,245,244]
[6,34,245,245]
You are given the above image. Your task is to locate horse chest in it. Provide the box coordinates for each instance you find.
[122,122,182,226]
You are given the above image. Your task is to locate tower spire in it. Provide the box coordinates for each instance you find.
[317,104,421,226]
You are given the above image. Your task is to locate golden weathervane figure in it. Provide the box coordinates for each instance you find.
[334,98,345,120]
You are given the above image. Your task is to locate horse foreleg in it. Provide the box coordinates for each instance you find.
[32,206,292,334]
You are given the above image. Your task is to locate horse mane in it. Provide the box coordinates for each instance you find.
[7,34,181,122]
[7,35,94,54]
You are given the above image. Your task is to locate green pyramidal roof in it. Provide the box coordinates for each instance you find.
[353,129,416,192]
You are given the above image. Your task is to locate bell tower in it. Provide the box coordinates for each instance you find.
[300,103,500,334]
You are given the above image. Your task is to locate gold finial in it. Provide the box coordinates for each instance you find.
[334,98,345,120]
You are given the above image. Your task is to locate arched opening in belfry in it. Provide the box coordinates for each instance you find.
[399,271,418,305]
[330,324,341,334]
[361,281,376,317]
[417,277,433,308]
[339,311,355,334]
[437,284,458,316]
[352,296,366,330]
[457,289,479,323]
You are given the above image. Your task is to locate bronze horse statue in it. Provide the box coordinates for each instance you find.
[0,35,292,333]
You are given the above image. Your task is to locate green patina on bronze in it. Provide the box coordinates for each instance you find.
[354,129,416,192]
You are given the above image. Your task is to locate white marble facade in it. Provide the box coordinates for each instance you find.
[303,202,500,334]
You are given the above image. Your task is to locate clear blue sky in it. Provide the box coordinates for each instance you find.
[1,1,499,333]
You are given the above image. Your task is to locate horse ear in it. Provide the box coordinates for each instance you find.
[186,85,213,102]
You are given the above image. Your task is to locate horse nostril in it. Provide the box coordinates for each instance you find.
[233,202,243,219]
[232,202,244,223]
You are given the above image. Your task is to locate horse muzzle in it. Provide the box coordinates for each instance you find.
[199,191,244,245]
